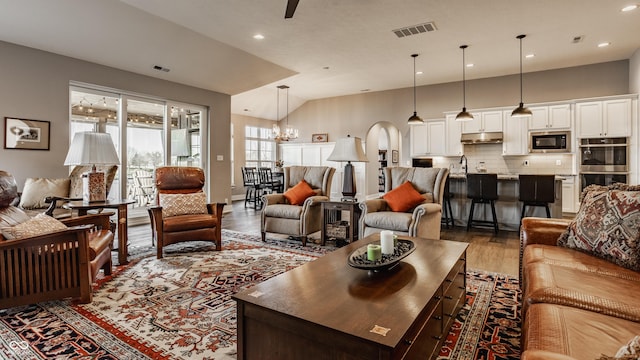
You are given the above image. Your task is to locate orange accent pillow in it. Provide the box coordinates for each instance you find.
[284,180,316,205]
[383,181,425,212]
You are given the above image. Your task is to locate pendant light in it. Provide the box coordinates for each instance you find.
[272,85,299,141]
[511,34,533,118]
[455,45,474,121]
[407,54,423,124]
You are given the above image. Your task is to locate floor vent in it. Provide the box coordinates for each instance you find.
[392,22,437,38]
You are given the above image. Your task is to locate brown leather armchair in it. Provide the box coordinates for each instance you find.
[0,170,114,309]
[148,166,224,259]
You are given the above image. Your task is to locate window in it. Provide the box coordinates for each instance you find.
[245,126,274,168]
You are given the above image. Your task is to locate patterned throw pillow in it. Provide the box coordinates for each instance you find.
[159,192,207,217]
[557,189,640,271]
[0,213,67,240]
[597,335,640,360]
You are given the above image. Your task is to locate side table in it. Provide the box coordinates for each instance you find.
[66,199,135,265]
[320,201,361,246]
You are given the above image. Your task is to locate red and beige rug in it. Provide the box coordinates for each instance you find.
[0,230,520,359]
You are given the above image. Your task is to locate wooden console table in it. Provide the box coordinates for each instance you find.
[233,234,468,359]
[66,199,135,265]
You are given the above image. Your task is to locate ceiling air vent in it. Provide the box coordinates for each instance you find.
[572,35,584,44]
[392,22,437,38]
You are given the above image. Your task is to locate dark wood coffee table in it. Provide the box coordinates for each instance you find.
[232,234,468,360]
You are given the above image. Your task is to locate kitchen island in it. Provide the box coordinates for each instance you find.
[447,174,564,231]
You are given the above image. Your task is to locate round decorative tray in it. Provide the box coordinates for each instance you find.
[347,240,415,271]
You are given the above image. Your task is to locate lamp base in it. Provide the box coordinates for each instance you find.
[82,171,106,202]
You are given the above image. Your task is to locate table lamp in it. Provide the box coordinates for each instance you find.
[327,135,368,202]
[64,131,120,202]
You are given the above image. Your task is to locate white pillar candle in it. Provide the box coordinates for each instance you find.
[380,230,395,255]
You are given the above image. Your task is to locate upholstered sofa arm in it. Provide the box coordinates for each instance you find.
[262,193,287,206]
[410,203,443,240]
[520,217,572,249]
[359,198,388,214]
[521,350,578,360]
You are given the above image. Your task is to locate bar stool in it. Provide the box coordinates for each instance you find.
[466,173,499,234]
[441,177,454,228]
[519,175,555,221]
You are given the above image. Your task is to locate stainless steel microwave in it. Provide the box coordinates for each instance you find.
[529,131,570,153]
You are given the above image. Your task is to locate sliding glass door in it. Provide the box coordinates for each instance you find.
[69,86,207,222]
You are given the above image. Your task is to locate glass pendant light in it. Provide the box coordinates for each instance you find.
[272,85,299,141]
[511,34,533,118]
[407,54,423,124]
[455,45,474,121]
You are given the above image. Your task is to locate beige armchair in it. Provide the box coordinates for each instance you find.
[261,166,335,246]
[359,167,449,240]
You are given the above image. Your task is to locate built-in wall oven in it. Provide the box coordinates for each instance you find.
[579,137,628,191]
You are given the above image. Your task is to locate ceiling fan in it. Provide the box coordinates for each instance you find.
[285,0,299,18]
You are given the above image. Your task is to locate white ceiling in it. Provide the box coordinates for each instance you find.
[1,0,639,121]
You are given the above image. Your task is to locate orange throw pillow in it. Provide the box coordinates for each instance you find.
[383,181,425,212]
[284,180,316,205]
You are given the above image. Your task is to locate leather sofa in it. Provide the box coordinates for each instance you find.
[519,216,640,360]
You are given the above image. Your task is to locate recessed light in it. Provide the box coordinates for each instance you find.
[253,34,265,40]
[466,63,474,68]
[621,4,638,12]
[598,42,611,48]
[525,53,535,58]
[323,66,330,70]
[416,71,423,75]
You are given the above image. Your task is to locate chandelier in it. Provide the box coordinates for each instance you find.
[272,85,298,141]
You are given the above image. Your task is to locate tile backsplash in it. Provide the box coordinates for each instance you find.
[431,143,576,175]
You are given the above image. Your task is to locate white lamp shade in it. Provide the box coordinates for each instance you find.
[64,131,120,166]
[327,136,369,162]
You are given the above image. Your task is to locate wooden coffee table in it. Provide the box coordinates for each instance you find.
[232,234,468,360]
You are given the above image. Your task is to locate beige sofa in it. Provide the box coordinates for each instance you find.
[359,167,448,240]
[261,166,335,246]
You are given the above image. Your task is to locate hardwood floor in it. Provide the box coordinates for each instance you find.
[127,201,520,277]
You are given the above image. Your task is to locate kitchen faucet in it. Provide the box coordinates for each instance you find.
[459,154,468,175]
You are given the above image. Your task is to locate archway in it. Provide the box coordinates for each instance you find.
[364,122,401,199]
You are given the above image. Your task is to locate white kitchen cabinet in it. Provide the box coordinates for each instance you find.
[561,176,577,213]
[576,99,631,138]
[528,104,571,130]
[410,120,445,156]
[502,110,527,155]
[445,114,463,156]
[462,110,503,134]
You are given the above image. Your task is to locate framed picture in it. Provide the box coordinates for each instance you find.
[392,150,399,163]
[312,133,328,143]
[4,117,51,151]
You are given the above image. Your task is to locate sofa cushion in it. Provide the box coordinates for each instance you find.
[163,213,218,232]
[19,177,70,209]
[263,204,303,219]
[523,304,640,360]
[363,211,412,232]
[159,191,207,217]
[557,189,640,271]
[383,181,425,212]
[524,262,640,322]
[284,180,316,205]
[523,244,640,282]
[0,213,67,240]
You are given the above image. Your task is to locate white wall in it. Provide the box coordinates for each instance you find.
[0,41,232,202]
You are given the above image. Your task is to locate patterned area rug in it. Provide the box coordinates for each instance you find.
[0,230,521,359]
[438,271,521,360]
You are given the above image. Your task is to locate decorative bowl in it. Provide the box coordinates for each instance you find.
[347,240,415,271]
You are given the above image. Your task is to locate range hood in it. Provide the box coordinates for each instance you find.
[460,132,503,144]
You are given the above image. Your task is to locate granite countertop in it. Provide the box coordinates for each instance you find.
[449,173,570,181]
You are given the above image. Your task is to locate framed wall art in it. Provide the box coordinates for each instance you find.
[312,133,328,143]
[392,150,399,163]
[4,117,51,151]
